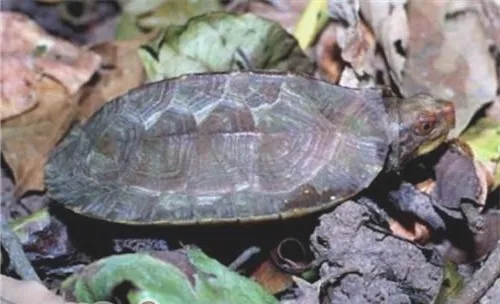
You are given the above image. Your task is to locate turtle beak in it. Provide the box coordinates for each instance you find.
[440,100,456,128]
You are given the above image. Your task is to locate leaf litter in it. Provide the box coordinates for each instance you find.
[1,1,500,303]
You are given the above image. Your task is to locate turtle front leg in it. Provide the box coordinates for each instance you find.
[459,198,485,234]
[388,182,447,233]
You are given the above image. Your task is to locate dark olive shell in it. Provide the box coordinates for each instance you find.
[45,71,391,224]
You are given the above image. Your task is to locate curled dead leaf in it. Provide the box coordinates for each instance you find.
[315,24,344,83]
[0,12,101,195]
[251,259,294,295]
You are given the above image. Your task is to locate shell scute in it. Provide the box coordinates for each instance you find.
[45,72,391,224]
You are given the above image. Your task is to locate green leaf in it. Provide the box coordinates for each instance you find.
[460,117,500,185]
[138,12,315,81]
[136,0,222,29]
[434,261,464,304]
[115,12,145,40]
[61,248,278,304]
[115,0,222,40]
[293,0,329,50]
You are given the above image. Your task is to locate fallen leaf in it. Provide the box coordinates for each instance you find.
[0,55,38,120]
[0,275,67,304]
[251,259,294,295]
[137,0,222,29]
[460,115,500,186]
[61,248,279,304]
[293,0,329,49]
[401,0,497,136]
[475,0,500,48]
[359,0,409,85]
[0,12,101,195]
[77,36,152,122]
[315,24,344,83]
[138,12,314,81]
[116,0,221,40]
[0,12,100,121]
[325,1,378,86]
[248,0,309,34]
[7,0,119,44]
[0,12,101,95]
[336,20,377,77]
[1,77,78,197]
[434,262,465,304]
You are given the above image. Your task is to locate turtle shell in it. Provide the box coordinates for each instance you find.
[45,71,391,224]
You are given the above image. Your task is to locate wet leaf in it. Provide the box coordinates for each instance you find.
[61,247,278,304]
[116,0,221,40]
[460,117,500,185]
[77,36,152,122]
[138,12,314,81]
[1,77,78,196]
[0,12,101,120]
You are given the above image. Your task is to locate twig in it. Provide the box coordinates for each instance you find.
[1,219,40,281]
[445,239,500,304]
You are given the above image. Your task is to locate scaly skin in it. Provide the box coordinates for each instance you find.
[386,94,455,171]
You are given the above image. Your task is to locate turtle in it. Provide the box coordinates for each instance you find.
[44,71,455,226]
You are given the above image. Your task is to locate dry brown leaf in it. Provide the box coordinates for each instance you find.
[0,275,67,304]
[327,2,377,86]
[359,0,408,85]
[401,0,497,136]
[0,54,38,120]
[315,24,344,84]
[1,77,78,197]
[337,20,376,77]
[77,37,149,122]
[0,12,101,120]
[251,259,294,295]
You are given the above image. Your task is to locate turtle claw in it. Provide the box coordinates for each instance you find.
[388,182,447,233]
[459,199,486,234]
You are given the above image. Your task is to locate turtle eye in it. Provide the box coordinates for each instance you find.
[414,112,436,135]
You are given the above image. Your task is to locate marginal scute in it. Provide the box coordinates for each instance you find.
[45,72,391,224]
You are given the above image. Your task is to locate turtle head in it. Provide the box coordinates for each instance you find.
[387,94,455,170]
